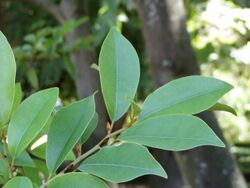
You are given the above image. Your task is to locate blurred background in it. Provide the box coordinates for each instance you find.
[1,0,250,187]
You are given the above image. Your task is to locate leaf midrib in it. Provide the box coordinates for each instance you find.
[113,32,119,121]
[83,163,160,174]
[53,108,95,173]
[121,135,219,144]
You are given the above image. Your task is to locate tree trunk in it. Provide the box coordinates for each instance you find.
[136,0,247,187]
[59,0,106,139]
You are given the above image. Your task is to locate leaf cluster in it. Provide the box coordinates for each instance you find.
[0,28,235,187]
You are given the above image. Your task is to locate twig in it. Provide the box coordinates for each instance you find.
[40,127,126,188]
[1,130,13,178]
[60,127,126,174]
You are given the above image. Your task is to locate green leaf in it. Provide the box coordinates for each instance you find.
[138,76,233,121]
[3,177,32,188]
[99,27,140,121]
[0,158,8,182]
[10,83,23,117]
[80,112,98,144]
[0,31,16,127]
[46,95,95,175]
[78,143,167,183]
[31,142,75,161]
[208,102,237,116]
[23,160,49,186]
[7,88,58,159]
[47,172,109,188]
[14,151,35,168]
[23,166,41,186]
[119,115,225,151]
[43,116,53,133]
[26,68,39,89]
[62,58,76,80]
[0,177,5,185]
[0,141,35,167]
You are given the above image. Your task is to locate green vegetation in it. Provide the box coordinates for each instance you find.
[1,0,250,187]
[0,27,233,187]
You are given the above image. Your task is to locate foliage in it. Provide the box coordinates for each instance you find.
[0,28,234,187]
[13,18,89,97]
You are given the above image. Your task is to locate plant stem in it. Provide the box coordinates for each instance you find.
[40,127,127,188]
[108,122,114,134]
[1,129,13,178]
[59,127,126,174]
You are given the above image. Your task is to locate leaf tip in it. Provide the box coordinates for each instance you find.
[212,137,226,148]
[160,170,168,179]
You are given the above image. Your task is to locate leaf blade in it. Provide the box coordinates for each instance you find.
[47,172,109,188]
[80,112,98,144]
[138,76,233,121]
[3,177,32,188]
[46,95,95,175]
[10,83,23,117]
[0,31,16,127]
[78,143,167,183]
[7,88,58,158]
[119,115,224,151]
[99,27,140,121]
[208,102,237,116]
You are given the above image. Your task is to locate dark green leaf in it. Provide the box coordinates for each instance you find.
[46,95,95,175]
[7,88,58,159]
[119,115,225,151]
[99,27,140,121]
[14,151,35,168]
[23,160,49,186]
[80,112,98,144]
[26,68,39,89]
[0,142,35,167]
[78,143,167,183]
[31,142,75,161]
[208,102,237,116]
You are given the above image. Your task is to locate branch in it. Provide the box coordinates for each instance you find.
[27,0,65,24]
[40,127,127,188]
[60,127,127,174]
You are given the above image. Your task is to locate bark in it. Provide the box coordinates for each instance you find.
[59,0,106,138]
[136,0,247,187]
